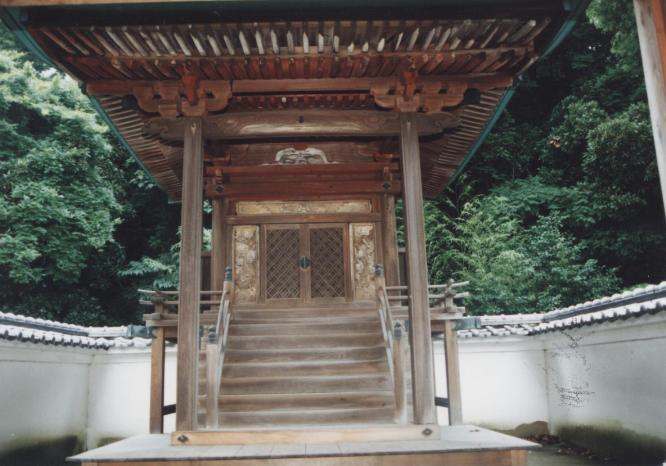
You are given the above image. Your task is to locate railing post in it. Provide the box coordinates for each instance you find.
[223,266,233,298]
[149,326,166,433]
[374,264,386,293]
[392,321,408,424]
[205,329,219,428]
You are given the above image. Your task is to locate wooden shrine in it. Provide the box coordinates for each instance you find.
[0,1,585,464]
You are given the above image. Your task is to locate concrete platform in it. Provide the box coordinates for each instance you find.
[69,425,537,465]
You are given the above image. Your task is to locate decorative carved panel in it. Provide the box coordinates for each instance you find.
[310,227,346,299]
[236,200,372,215]
[351,224,377,301]
[266,228,301,300]
[232,225,259,303]
[273,147,331,165]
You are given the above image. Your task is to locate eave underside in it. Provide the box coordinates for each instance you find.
[10,7,567,200]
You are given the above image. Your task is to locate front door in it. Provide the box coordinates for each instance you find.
[263,224,350,304]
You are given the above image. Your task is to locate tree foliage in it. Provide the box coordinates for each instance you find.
[421,0,666,314]
[1,0,664,322]
[0,26,180,324]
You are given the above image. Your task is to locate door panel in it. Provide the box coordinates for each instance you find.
[264,225,301,302]
[309,226,347,300]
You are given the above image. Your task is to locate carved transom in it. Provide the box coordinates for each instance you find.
[274,147,331,165]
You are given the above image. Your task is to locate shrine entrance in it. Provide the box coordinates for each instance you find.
[228,199,381,307]
[264,223,350,304]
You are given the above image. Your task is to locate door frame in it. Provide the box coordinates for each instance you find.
[226,196,387,307]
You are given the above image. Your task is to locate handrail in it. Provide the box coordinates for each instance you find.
[205,266,233,429]
[374,264,407,423]
[384,279,468,317]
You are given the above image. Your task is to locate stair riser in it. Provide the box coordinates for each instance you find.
[220,376,391,395]
[224,347,386,364]
[212,408,395,426]
[222,360,388,378]
[232,309,377,320]
[229,322,380,336]
[215,392,394,412]
[227,334,383,350]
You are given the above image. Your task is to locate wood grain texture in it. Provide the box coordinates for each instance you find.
[73,449,524,466]
[210,199,226,294]
[399,113,436,425]
[149,327,166,434]
[145,111,460,140]
[172,425,438,446]
[634,0,666,218]
[176,118,204,431]
[444,320,463,425]
[381,195,400,288]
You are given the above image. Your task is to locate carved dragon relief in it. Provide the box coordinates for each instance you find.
[232,225,259,303]
[351,223,377,301]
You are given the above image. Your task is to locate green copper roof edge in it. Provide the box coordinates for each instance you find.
[447,0,591,188]
[446,88,515,188]
[87,96,159,187]
[0,7,159,190]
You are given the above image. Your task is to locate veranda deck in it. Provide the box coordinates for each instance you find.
[69,425,536,466]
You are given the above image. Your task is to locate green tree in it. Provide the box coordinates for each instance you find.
[0,28,180,324]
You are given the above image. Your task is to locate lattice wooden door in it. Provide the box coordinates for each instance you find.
[261,223,349,303]
[265,226,301,301]
[309,226,347,301]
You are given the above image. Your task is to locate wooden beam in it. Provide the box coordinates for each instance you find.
[87,75,513,96]
[634,0,666,219]
[149,327,166,434]
[230,75,514,94]
[226,212,382,225]
[145,111,460,140]
[444,321,463,425]
[206,163,400,177]
[399,112,436,425]
[382,194,400,287]
[206,180,401,199]
[175,118,204,431]
[172,425,440,446]
[210,199,226,295]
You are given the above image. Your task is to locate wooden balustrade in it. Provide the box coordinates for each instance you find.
[205,266,233,428]
[140,267,234,430]
[374,264,408,423]
[385,280,468,318]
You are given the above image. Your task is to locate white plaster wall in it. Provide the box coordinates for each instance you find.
[86,347,177,448]
[2,315,665,455]
[544,316,666,441]
[434,337,550,429]
[0,341,91,453]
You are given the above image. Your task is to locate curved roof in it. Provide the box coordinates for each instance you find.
[1,1,586,199]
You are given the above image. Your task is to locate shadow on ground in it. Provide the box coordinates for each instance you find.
[529,445,662,466]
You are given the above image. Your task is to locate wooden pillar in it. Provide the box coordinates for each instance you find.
[382,194,400,287]
[176,118,204,431]
[399,113,436,425]
[211,199,227,293]
[634,0,666,218]
[443,322,463,425]
[149,327,166,433]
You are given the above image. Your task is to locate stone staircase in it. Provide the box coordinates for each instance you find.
[198,305,396,427]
